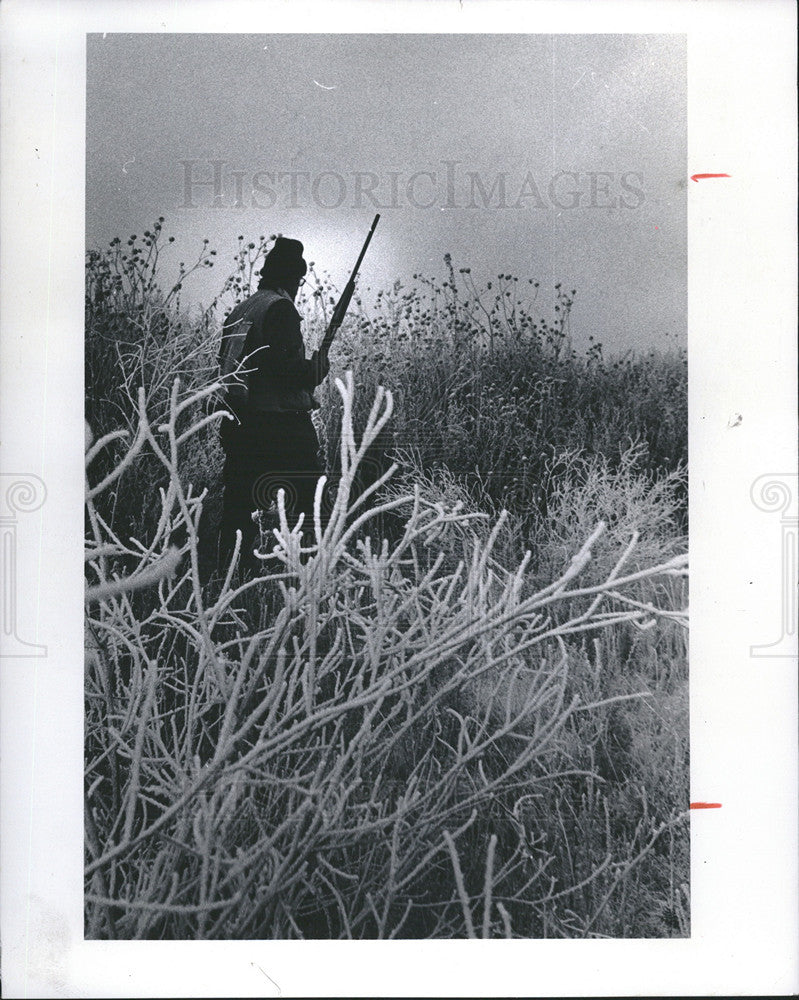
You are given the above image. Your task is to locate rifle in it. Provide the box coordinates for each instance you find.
[319,213,380,356]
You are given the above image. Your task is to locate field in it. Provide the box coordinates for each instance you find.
[84,225,689,939]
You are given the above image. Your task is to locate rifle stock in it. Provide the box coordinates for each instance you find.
[320,213,380,355]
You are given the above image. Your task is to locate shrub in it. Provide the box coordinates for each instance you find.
[85,225,689,939]
[85,371,688,939]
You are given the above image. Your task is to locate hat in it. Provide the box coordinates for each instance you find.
[260,237,308,284]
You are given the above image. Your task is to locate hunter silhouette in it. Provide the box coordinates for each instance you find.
[217,237,329,573]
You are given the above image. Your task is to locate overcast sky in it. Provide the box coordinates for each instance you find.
[86,33,686,353]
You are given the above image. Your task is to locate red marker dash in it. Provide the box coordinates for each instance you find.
[690,802,722,809]
[690,173,730,182]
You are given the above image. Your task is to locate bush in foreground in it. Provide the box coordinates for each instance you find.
[85,373,688,939]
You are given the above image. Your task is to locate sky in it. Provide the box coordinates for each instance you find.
[86,33,686,353]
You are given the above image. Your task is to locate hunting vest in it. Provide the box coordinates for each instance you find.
[219,288,318,413]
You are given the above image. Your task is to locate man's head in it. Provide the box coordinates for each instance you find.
[258,237,308,299]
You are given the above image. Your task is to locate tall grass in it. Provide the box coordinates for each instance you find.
[85,224,689,939]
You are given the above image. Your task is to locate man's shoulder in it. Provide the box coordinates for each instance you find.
[267,297,301,323]
[224,289,298,328]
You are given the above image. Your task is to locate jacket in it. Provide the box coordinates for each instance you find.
[219,287,328,414]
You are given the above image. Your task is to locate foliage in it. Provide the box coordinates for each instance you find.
[85,223,689,939]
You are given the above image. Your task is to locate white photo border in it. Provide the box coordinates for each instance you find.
[1,1,796,996]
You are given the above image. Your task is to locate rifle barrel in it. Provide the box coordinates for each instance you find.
[350,213,380,277]
[320,214,380,353]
